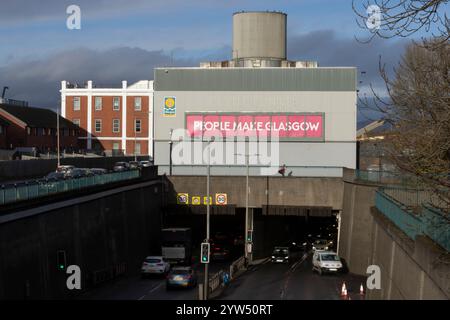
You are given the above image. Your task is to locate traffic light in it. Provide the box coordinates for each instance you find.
[200,242,210,264]
[57,250,66,271]
[246,230,253,242]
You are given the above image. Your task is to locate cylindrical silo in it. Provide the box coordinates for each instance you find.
[232,11,287,61]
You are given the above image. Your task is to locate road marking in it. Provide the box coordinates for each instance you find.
[148,283,162,293]
[280,253,309,299]
[137,283,163,300]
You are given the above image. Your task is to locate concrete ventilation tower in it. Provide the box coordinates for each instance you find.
[232,11,287,67]
[199,11,317,69]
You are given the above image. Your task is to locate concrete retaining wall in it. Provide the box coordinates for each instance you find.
[367,209,449,299]
[0,179,164,299]
[339,169,449,299]
[168,176,344,209]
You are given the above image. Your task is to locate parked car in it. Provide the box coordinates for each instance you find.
[211,242,231,261]
[166,267,197,289]
[312,251,343,275]
[128,161,141,169]
[90,168,108,175]
[45,171,66,181]
[312,239,333,251]
[56,165,75,174]
[113,162,130,172]
[271,246,290,263]
[141,256,170,277]
[139,160,152,167]
[66,168,92,178]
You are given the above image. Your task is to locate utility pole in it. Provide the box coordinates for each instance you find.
[204,136,214,300]
[57,105,60,168]
[134,117,137,162]
[168,129,173,175]
[236,150,259,264]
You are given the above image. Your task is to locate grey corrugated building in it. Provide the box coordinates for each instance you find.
[153,12,356,177]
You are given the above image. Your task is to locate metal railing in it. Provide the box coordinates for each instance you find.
[347,169,421,186]
[229,256,246,280]
[208,270,224,293]
[376,189,450,252]
[0,170,140,206]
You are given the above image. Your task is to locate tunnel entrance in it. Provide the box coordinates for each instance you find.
[161,205,339,261]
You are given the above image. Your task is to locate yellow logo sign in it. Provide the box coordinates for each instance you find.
[203,196,212,205]
[165,97,175,109]
[215,193,227,205]
[164,97,176,117]
[192,196,201,205]
[177,193,189,205]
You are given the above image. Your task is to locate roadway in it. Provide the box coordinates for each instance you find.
[81,252,366,300]
[218,252,367,300]
[80,261,229,300]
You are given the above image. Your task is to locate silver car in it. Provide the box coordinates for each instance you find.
[312,239,333,251]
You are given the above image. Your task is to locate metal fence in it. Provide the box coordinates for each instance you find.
[352,169,421,186]
[375,189,450,252]
[0,170,140,206]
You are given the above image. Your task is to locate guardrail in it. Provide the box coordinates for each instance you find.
[375,189,450,252]
[0,169,141,206]
[208,270,224,293]
[230,256,246,280]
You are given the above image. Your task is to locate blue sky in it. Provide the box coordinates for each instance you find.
[0,0,447,121]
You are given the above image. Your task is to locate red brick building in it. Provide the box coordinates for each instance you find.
[60,80,153,157]
[0,103,79,152]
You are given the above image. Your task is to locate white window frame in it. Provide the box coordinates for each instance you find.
[134,142,141,155]
[112,119,120,133]
[135,119,141,133]
[95,97,103,111]
[73,97,80,111]
[113,97,120,111]
[73,119,80,127]
[95,119,102,133]
[134,97,142,111]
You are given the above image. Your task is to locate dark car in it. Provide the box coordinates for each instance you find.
[166,267,197,289]
[211,242,231,261]
[139,160,152,167]
[66,168,92,178]
[90,168,108,175]
[271,247,290,263]
[128,161,141,169]
[45,171,66,181]
[113,162,130,172]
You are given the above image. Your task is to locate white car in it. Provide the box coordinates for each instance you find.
[312,239,333,251]
[312,251,343,275]
[141,256,170,277]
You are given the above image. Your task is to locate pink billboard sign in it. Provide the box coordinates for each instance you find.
[185,113,324,140]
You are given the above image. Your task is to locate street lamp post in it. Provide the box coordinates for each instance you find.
[168,129,173,175]
[204,137,214,300]
[235,150,259,264]
[134,117,137,162]
[57,105,60,168]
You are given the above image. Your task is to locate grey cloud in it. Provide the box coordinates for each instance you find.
[0,29,407,122]
[0,47,198,108]
[0,0,221,24]
[288,30,408,88]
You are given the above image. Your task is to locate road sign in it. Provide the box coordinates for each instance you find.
[203,196,212,205]
[192,196,201,205]
[177,193,189,205]
[215,193,227,205]
[200,242,210,264]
